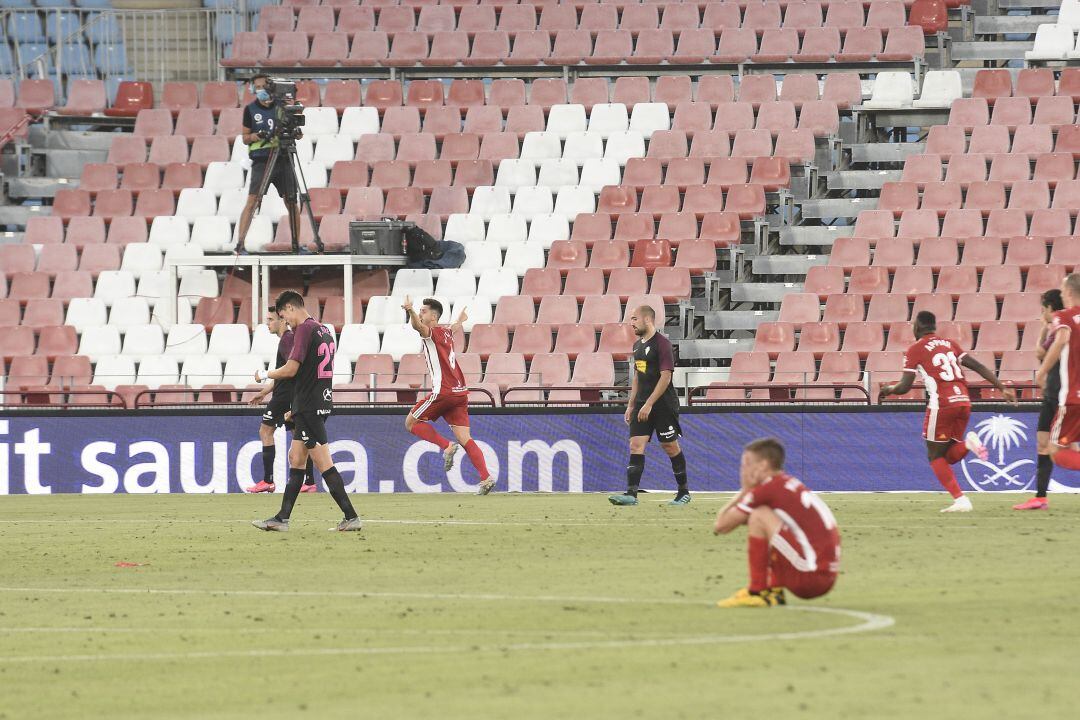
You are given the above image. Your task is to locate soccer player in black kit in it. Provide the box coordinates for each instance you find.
[251,291,361,532]
[247,306,315,493]
[609,305,691,506]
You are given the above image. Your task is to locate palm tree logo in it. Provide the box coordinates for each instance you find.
[974,416,1028,465]
[960,415,1034,491]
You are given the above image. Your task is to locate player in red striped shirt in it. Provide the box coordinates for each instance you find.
[713,438,841,608]
[1036,274,1080,471]
[880,311,1015,513]
[403,297,494,495]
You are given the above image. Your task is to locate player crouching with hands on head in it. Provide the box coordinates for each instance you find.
[713,438,841,608]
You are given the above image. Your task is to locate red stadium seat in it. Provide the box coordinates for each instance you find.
[510,323,553,360]
[753,322,795,357]
[954,293,999,327]
[936,266,980,297]
[796,322,840,357]
[915,238,959,269]
[493,296,535,325]
[688,130,731,161]
[804,266,845,299]
[872,238,915,269]
[841,322,885,358]
[974,321,1018,355]
[778,293,821,325]
[1003,236,1047,268]
[715,28,758,62]
[564,268,606,301]
[912,292,954,322]
[968,125,1010,155]
[838,27,881,61]
[823,294,865,327]
[920,182,964,216]
[878,182,919,216]
[848,266,891,297]
[828,237,871,270]
[606,267,648,301]
[979,265,1023,297]
[946,155,989,186]
[947,98,990,132]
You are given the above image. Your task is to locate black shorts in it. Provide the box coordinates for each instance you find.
[292,411,329,449]
[249,155,296,199]
[261,395,294,429]
[1038,397,1059,433]
[629,402,682,443]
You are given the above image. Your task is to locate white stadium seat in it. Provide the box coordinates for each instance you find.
[462,241,502,273]
[180,356,223,388]
[221,356,266,387]
[390,268,434,298]
[207,323,251,356]
[313,134,355,171]
[78,325,121,361]
[163,244,205,278]
[364,296,406,329]
[203,161,245,196]
[92,355,135,390]
[476,267,519,296]
[175,187,218,223]
[484,214,528,248]
[468,186,512,220]
[604,131,646,165]
[337,324,381,357]
[149,215,192,246]
[553,186,596,222]
[629,102,671,137]
[443,214,486,244]
[339,106,380,142]
[66,297,107,332]
[434,268,478,297]
[303,107,339,137]
[94,270,137,305]
[297,161,328,189]
[914,70,963,109]
[520,131,563,165]
[178,269,220,301]
[1025,25,1073,61]
[107,296,151,331]
[511,186,554,221]
[135,356,179,389]
[136,270,169,308]
[588,103,630,139]
[165,323,208,357]
[189,216,236,253]
[380,324,423,361]
[120,243,163,278]
[450,295,492,331]
[121,323,165,357]
[494,158,537,192]
[546,103,588,139]
[579,157,621,192]
[231,135,250,168]
[537,158,580,189]
[236,216,273,253]
[526,213,570,248]
[250,324,279,362]
[864,72,915,110]
[503,242,546,275]
[562,131,604,165]
[216,188,248,223]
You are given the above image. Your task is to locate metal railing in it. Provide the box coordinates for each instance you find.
[1,6,245,87]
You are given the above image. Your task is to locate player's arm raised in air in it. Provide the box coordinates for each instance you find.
[450,307,468,334]
[1037,323,1070,390]
[960,354,1017,403]
[402,295,431,339]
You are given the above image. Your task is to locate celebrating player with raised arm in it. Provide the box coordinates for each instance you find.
[1036,274,1080,472]
[251,291,362,532]
[713,438,841,608]
[609,305,690,506]
[247,306,315,494]
[402,297,494,495]
[880,311,1016,513]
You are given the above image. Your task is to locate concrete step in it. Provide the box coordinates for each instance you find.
[848,142,925,165]
[974,15,1050,36]
[0,205,50,228]
[729,282,802,303]
[678,338,754,360]
[7,177,75,200]
[780,226,852,247]
[826,170,901,191]
[751,254,828,276]
[951,40,1033,61]
[704,309,779,331]
[800,197,878,220]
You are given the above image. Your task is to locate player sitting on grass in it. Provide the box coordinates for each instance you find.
[403,297,494,495]
[713,438,841,608]
[879,311,1016,513]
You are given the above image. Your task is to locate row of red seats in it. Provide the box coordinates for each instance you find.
[515,267,683,302]
[876,179,1080,216]
[79,162,205,195]
[850,208,1079,241]
[729,348,1036,381]
[545,238,714,274]
[224,25,924,66]
[1,245,148,280]
[829,236,1076,270]
[779,291,1045,326]
[753,319,1041,357]
[568,210,742,246]
[256,1,913,37]
[105,135,231,168]
[805,265,1073,299]
[972,68,1080,104]
[50,189,178,223]
[590,182,768,217]
[279,0,935,8]
[926,125,1080,159]
[901,153,1080,188]
[948,97,1080,132]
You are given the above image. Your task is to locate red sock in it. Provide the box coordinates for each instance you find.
[1053,448,1080,470]
[748,535,769,593]
[930,458,964,498]
[464,439,490,481]
[945,441,968,465]
[410,422,450,450]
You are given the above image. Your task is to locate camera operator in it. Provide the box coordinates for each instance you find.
[235,74,302,254]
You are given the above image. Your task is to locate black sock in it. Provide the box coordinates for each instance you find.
[626,454,645,496]
[261,445,275,483]
[274,468,305,522]
[669,451,689,495]
[323,466,358,520]
[1036,454,1052,498]
[303,457,315,485]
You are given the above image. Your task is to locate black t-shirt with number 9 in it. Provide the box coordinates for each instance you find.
[288,317,335,416]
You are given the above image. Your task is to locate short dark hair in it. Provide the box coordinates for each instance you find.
[915,310,937,331]
[251,73,270,85]
[744,438,785,470]
[637,305,656,322]
[274,290,304,312]
[422,298,443,318]
[1042,289,1064,312]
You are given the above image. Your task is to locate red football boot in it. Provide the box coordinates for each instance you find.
[299,483,317,493]
[1012,497,1049,511]
[246,481,276,493]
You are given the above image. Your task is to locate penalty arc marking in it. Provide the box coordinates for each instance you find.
[0,586,894,663]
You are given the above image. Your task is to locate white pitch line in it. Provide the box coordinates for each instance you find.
[0,606,894,664]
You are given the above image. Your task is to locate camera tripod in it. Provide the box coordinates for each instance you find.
[253,138,324,254]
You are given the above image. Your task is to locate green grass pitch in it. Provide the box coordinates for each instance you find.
[1,492,1077,719]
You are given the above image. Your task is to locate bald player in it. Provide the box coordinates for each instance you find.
[609,305,691,507]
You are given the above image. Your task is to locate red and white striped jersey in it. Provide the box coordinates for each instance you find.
[1050,307,1080,407]
[737,473,841,574]
[422,325,467,397]
[903,335,971,410]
